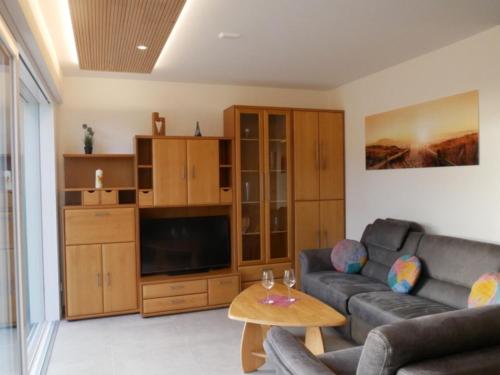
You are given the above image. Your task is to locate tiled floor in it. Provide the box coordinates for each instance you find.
[47,308,354,375]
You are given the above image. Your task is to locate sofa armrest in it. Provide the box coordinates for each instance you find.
[264,327,335,375]
[357,305,500,375]
[300,248,334,275]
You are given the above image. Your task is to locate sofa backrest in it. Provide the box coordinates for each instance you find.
[413,234,500,308]
[360,219,424,284]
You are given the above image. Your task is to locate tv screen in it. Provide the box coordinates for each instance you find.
[140,215,231,276]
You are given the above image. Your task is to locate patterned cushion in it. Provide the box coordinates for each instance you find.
[468,273,500,308]
[331,240,368,274]
[387,255,421,294]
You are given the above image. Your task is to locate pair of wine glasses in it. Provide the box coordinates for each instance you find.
[261,268,296,304]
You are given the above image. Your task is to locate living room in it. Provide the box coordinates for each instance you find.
[2,1,500,374]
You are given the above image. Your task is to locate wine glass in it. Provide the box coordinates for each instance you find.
[283,269,296,302]
[261,270,275,304]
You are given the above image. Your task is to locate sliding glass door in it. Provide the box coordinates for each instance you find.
[0,39,21,375]
[19,85,46,364]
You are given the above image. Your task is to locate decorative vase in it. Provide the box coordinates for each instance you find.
[84,145,93,154]
[194,121,202,136]
[95,169,103,188]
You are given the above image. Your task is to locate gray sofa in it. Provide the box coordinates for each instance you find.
[264,305,500,375]
[300,218,500,343]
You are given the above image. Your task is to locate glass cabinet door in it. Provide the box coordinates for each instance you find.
[265,111,292,262]
[238,110,264,263]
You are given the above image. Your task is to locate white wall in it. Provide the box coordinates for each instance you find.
[57,77,329,151]
[328,26,500,243]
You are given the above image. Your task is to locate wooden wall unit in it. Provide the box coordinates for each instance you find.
[293,110,345,283]
[62,154,139,320]
[61,106,343,320]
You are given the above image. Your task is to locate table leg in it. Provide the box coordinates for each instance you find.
[241,322,267,373]
[305,326,325,355]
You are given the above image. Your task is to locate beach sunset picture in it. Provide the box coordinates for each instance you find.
[365,91,479,170]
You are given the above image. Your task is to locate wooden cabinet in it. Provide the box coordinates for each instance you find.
[152,138,221,206]
[102,243,137,312]
[293,110,345,283]
[141,273,240,317]
[293,111,344,200]
[187,140,220,205]
[63,208,138,320]
[226,107,293,270]
[153,139,187,206]
[65,244,103,317]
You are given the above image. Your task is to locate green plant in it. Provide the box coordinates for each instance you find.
[82,123,94,148]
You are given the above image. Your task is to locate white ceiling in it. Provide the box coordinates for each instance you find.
[42,0,500,90]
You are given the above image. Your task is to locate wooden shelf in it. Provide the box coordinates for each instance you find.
[64,187,136,191]
[140,268,236,284]
[220,164,232,168]
[240,138,259,142]
[242,232,260,236]
[138,165,152,168]
[63,153,134,158]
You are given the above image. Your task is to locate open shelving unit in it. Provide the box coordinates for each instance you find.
[63,154,136,207]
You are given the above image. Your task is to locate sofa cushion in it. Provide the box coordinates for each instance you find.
[388,255,422,294]
[468,272,500,308]
[331,239,367,274]
[348,291,454,327]
[301,271,390,314]
[364,219,410,251]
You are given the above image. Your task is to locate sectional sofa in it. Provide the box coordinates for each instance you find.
[300,218,500,344]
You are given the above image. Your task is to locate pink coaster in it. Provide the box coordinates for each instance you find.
[258,294,299,307]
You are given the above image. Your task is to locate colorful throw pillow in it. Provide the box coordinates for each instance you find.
[468,273,500,308]
[387,255,421,294]
[331,240,367,274]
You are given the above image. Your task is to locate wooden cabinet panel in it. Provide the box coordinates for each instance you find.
[153,139,187,206]
[293,111,319,201]
[66,245,103,317]
[65,208,135,245]
[320,200,345,248]
[142,280,207,299]
[319,112,344,200]
[294,201,320,284]
[208,276,239,305]
[102,242,137,312]
[143,293,208,314]
[239,262,292,282]
[187,140,220,204]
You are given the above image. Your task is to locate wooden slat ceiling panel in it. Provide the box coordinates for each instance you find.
[69,0,186,73]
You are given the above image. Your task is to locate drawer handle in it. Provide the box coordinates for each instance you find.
[104,190,113,193]
[95,212,111,217]
[170,298,186,305]
[170,285,185,290]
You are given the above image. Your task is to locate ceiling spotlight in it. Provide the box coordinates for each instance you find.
[218,32,241,39]
[137,45,148,50]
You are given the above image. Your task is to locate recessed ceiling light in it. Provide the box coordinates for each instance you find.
[218,32,241,39]
[137,45,148,50]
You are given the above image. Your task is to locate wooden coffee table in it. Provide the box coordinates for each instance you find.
[228,283,346,373]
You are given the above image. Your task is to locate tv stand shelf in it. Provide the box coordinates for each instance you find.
[140,270,240,317]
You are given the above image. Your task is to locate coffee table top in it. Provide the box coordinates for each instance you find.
[228,284,346,328]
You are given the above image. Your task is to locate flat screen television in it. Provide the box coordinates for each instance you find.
[140,215,231,276]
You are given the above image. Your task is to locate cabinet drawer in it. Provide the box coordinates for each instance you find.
[142,280,207,299]
[65,208,135,245]
[100,190,118,205]
[208,276,239,305]
[83,190,100,206]
[239,263,292,282]
[143,293,207,314]
[138,190,153,207]
[220,188,232,203]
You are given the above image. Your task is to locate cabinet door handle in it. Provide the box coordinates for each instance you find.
[315,143,320,170]
[105,272,111,286]
[320,142,326,170]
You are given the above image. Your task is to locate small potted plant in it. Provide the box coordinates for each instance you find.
[82,124,94,154]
